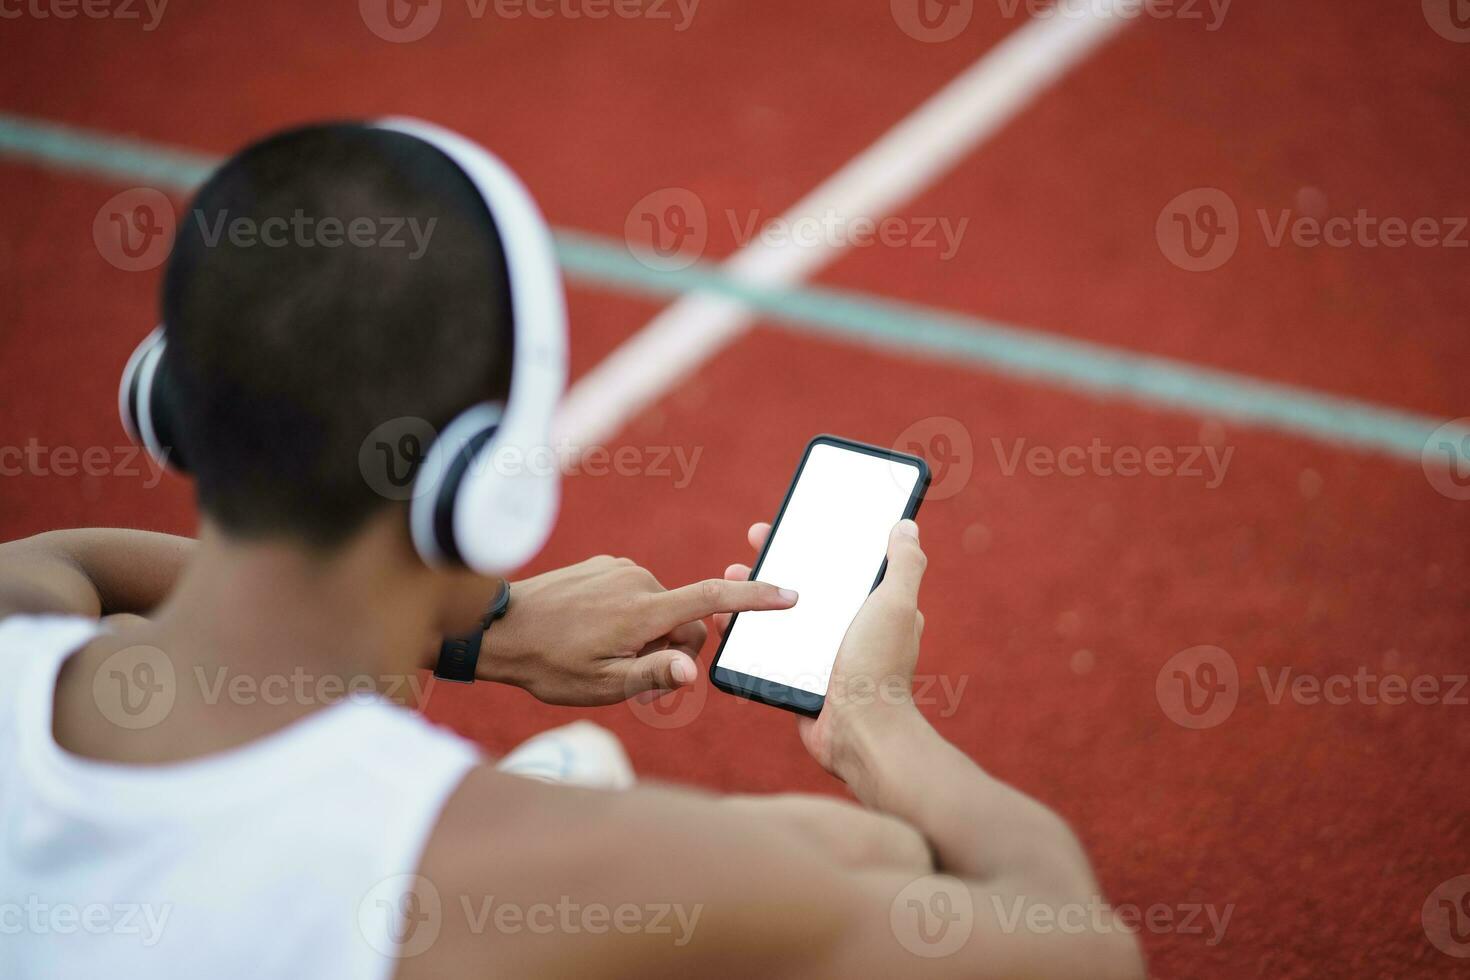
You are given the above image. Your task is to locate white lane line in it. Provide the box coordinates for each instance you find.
[554,0,1141,448]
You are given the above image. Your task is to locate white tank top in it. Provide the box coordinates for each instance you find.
[0,614,481,980]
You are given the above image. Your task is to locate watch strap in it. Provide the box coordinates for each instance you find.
[433,580,510,684]
[433,628,483,684]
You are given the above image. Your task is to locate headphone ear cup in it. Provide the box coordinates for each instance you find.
[454,456,560,574]
[428,426,496,567]
[147,355,188,474]
[118,327,187,474]
[407,403,504,568]
[118,329,159,446]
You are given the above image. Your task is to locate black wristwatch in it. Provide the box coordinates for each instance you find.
[433,580,511,683]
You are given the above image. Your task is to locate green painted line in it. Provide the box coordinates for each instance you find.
[0,114,217,189]
[555,231,1464,463]
[2,112,1462,464]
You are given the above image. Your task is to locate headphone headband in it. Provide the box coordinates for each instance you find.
[374,117,569,574]
[118,119,569,575]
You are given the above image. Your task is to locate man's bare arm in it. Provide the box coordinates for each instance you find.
[409,763,1138,979]
[805,522,1109,909]
[719,792,932,874]
[0,529,195,619]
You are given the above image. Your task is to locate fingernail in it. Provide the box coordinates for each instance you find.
[671,657,696,684]
[777,588,798,603]
[897,519,919,540]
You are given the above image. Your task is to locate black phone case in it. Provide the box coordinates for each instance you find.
[708,434,931,718]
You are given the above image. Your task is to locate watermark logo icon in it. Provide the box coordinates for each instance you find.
[891,0,973,42]
[1423,875,1470,957]
[93,188,175,272]
[1421,418,1470,501]
[361,0,442,41]
[1156,645,1238,729]
[1156,188,1239,272]
[626,677,708,730]
[360,417,438,500]
[891,875,974,957]
[1424,0,1470,41]
[893,416,974,501]
[92,645,176,730]
[624,188,708,271]
[359,874,442,958]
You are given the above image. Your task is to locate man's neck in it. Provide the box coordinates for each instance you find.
[54,525,442,765]
[156,528,437,680]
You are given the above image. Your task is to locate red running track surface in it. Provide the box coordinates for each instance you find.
[2,1,1468,976]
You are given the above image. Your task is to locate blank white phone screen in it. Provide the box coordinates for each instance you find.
[718,443,921,696]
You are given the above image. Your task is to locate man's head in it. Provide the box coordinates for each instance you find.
[160,123,515,552]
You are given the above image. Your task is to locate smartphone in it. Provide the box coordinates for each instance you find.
[709,435,930,717]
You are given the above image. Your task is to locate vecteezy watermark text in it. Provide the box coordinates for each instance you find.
[0,897,172,946]
[995,0,1230,31]
[0,0,167,30]
[360,0,699,43]
[357,874,702,958]
[1257,666,1469,708]
[360,418,704,501]
[193,665,429,710]
[887,417,1234,503]
[891,0,1230,44]
[627,671,970,731]
[992,437,1232,488]
[888,875,1232,958]
[192,210,438,260]
[989,894,1232,946]
[92,193,441,271]
[623,188,969,271]
[92,646,434,731]
[724,209,969,261]
[1157,187,1468,272]
[1156,646,1469,730]
[0,440,169,488]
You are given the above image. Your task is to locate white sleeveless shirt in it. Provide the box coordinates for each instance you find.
[0,614,481,980]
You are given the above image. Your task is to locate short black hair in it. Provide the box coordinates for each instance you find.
[161,123,514,548]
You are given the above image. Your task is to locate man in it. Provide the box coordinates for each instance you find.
[0,122,1143,978]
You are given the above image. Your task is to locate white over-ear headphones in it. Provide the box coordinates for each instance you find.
[118,117,569,575]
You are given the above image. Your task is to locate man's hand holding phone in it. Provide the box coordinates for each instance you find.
[714,518,928,778]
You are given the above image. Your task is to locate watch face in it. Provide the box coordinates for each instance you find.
[484,580,511,627]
